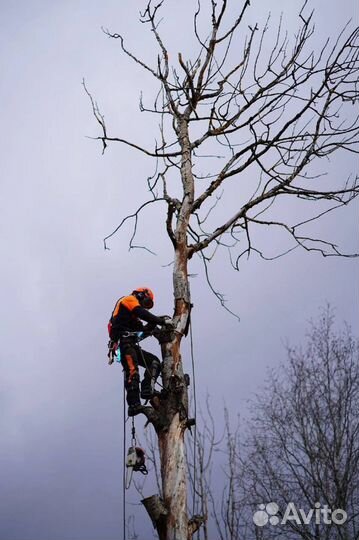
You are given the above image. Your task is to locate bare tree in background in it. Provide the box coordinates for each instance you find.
[185,309,359,540]
[235,307,359,540]
[85,1,359,538]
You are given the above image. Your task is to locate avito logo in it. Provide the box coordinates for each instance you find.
[253,502,347,527]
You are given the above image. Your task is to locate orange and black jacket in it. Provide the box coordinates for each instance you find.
[108,295,163,340]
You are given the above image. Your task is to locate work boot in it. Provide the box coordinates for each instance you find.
[140,378,154,400]
[126,378,141,410]
[128,403,143,417]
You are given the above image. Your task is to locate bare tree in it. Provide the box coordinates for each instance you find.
[85,1,359,538]
[185,309,359,540]
[236,307,359,540]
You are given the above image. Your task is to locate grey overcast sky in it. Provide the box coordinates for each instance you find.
[0,1,358,539]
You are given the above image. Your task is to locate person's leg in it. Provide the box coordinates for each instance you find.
[138,349,161,399]
[120,341,142,415]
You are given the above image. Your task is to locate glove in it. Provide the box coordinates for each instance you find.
[159,316,174,327]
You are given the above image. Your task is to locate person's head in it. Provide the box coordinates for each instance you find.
[132,287,155,309]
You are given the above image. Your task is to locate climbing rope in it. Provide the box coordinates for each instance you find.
[189,316,198,515]
[131,417,136,445]
[122,372,126,540]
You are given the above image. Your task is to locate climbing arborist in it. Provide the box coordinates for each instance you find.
[108,287,172,417]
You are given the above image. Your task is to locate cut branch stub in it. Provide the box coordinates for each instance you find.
[188,515,207,538]
[142,494,168,538]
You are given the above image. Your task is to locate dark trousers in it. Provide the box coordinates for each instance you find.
[120,340,161,406]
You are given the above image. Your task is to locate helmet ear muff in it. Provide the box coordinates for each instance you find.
[134,290,154,309]
[142,288,154,308]
[142,296,154,309]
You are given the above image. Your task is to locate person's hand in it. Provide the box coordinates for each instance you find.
[159,315,174,327]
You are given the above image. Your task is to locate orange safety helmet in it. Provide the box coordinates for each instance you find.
[132,287,155,309]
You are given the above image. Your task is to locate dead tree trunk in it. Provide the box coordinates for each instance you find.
[142,117,198,540]
[143,264,193,540]
[159,118,195,540]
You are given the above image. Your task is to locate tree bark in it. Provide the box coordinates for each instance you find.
[153,115,195,540]
[140,114,197,539]
[155,251,191,540]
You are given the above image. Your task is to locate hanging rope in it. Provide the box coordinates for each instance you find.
[131,417,136,446]
[189,316,198,516]
[122,372,126,540]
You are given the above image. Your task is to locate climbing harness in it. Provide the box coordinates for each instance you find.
[125,418,148,489]
[108,331,145,365]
